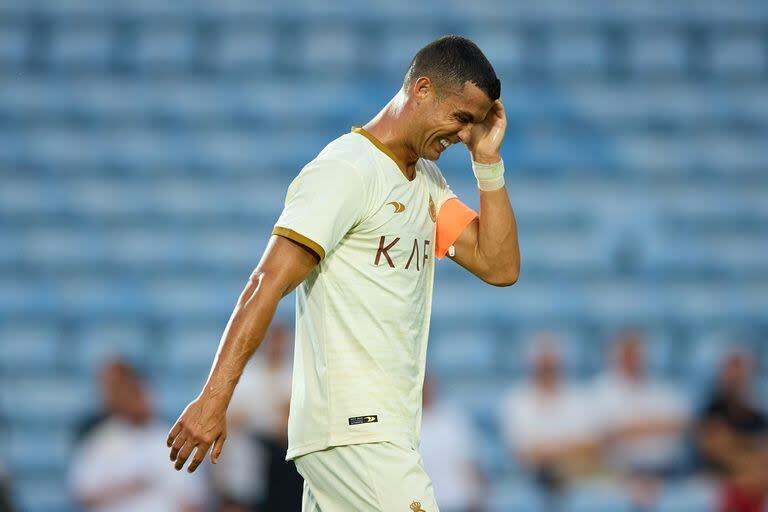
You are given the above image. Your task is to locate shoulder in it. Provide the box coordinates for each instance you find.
[312,132,379,182]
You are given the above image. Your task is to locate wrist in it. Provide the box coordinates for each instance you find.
[472,158,505,191]
[470,152,501,165]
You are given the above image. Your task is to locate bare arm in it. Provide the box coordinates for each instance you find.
[450,99,520,286]
[449,187,520,286]
[166,234,318,472]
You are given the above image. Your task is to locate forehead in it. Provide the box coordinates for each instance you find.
[443,82,494,120]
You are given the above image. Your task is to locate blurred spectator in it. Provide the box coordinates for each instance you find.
[211,324,300,510]
[592,328,689,509]
[696,348,768,512]
[420,376,485,512]
[500,334,599,501]
[69,359,206,512]
[228,324,293,439]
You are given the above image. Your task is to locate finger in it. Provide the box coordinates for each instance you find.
[170,433,188,462]
[211,434,227,464]
[187,443,211,473]
[167,422,183,447]
[175,442,197,471]
[492,100,506,120]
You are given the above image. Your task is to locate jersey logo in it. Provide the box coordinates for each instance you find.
[387,201,406,213]
[410,501,426,511]
[348,415,378,425]
[428,195,436,223]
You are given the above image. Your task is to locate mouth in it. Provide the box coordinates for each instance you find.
[438,137,450,149]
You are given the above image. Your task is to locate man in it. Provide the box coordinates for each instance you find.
[696,348,768,512]
[167,35,520,510]
[592,329,689,511]
[71,359,205,512]
[499,334,599,501]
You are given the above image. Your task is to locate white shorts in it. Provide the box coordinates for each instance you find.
[294,441,439,512]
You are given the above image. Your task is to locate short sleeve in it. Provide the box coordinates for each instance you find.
[273,158,366,260]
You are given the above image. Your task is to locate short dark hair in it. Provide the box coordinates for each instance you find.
[404,35,500,101]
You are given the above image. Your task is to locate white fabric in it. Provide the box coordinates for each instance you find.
[499,383,597,455]
[294,440,438,512]
[273,131,457,460]
[69,418,205,512]
[592,373,688,470]
[420,402,481,510]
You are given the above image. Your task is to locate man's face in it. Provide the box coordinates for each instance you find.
[412,80,494,160]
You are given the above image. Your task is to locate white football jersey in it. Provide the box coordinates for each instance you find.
[273,127,475,460]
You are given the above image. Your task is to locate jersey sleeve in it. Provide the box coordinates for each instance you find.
[272,158,366,261]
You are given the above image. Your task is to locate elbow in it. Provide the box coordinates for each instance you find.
[485,253,520,287]
[485,265,519,287]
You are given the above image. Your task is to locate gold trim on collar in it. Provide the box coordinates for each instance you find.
[351,126,412,181]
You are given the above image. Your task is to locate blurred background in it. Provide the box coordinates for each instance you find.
[1,0,767,511]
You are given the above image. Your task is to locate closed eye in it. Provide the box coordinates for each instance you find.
[454,111,476,124]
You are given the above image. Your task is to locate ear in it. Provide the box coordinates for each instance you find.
[411,76,433,102]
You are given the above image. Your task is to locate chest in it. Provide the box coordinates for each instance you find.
[351,176,438,273]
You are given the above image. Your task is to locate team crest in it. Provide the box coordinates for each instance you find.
[410,501,426,512]
[427,195,436,223]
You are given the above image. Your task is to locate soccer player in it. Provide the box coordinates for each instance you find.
[167,35,520,510]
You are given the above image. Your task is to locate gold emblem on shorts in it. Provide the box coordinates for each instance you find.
[428,195,436,223]
[410,501,426,512]
[387,201,406,213]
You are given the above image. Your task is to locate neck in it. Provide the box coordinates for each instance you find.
[362,89,419,179]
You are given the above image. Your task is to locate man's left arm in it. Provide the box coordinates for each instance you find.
[448,99,520,287]
[449,186,519,286]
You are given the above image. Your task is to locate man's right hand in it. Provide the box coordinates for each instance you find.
[166,394,228,473]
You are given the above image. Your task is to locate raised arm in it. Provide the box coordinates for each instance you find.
[166,234,318,473]
[450,99,520,286]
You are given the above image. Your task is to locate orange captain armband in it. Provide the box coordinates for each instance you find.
[435,197,478,260]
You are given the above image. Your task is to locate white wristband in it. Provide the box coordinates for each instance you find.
[472,158,505,191]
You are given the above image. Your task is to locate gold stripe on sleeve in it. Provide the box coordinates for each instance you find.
[272,226,326,261]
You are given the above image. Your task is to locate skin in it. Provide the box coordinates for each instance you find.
[167,73,520,472]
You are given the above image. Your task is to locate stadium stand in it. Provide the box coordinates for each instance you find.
[0,0,766,510]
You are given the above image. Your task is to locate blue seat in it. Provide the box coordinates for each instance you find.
[549,32,607,75]
[0,377,92,424]
[214,28,278,72]
[48,25,112,70]
[629,31,687,76]
[5,424,72,473]
[131,25,197,70]
[0,25,26,68]
[711,34,766,77]
[298,26,359,73]
[13,476,71,512]
[0,322,60,373]
[69,322,147,374]
[429,326,498,375]
[162,322,224,377]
